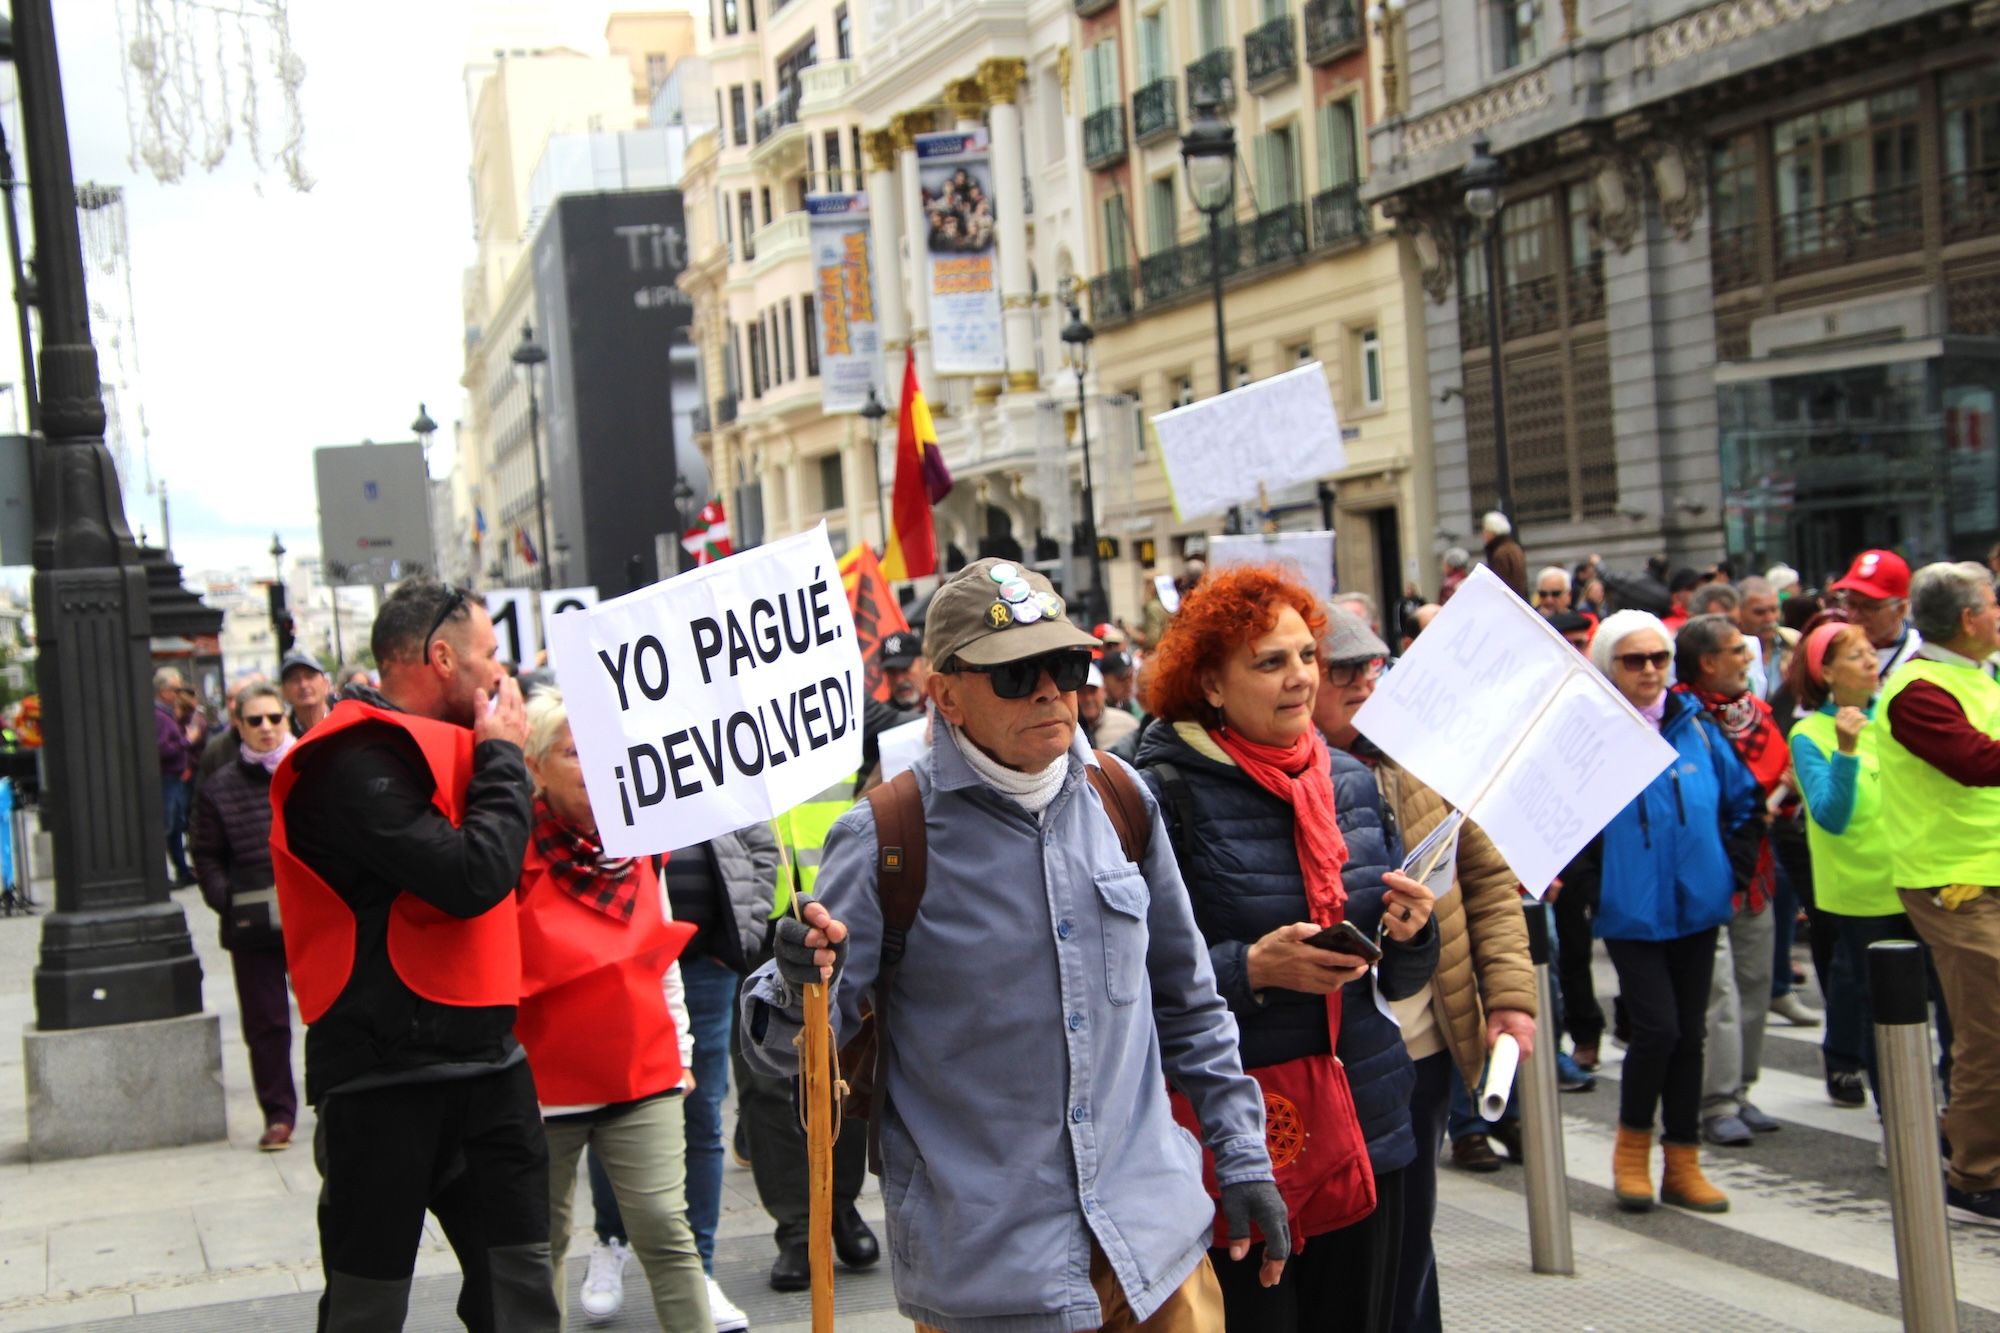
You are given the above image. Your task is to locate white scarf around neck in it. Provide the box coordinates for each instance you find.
[947,720,1071,819]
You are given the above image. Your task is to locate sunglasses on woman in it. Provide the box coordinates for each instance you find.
[242,712,286,727]
[956,649,1093,699]
[1615,650,1672,672]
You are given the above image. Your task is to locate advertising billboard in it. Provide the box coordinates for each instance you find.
[314,441,433,586]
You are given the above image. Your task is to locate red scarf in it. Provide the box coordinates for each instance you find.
[1210,726,1349,924]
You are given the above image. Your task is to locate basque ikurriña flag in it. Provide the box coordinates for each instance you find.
[681,499,734,566]
[879,346,952,581]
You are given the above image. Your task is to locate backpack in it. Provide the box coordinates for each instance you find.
[836,751,1153,1172]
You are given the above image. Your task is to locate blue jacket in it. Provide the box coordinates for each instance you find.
[1135,723,1437,1178]
[742,727,1270,1333]
[1586,691,1762,942]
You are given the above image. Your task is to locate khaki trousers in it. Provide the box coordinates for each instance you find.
[1899,888,2000,1193]
[544,1094,710,1331]
[918,1246,1224,1333]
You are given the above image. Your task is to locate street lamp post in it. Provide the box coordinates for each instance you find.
[411,402,439,579]
[512,324,554,591]
[1181,93,1239,531]
[18,0,205,1029]
[860,388,889,554]
[1060,293,1107,626]
[1460,136,1513,519]
[673,477,695,573]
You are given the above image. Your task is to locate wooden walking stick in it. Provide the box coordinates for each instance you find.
[780,823,838,1333]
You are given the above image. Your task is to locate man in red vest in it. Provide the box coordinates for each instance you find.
[270,580,552,1332]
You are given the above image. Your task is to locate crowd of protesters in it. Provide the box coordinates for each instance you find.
[130,513,1996,1333]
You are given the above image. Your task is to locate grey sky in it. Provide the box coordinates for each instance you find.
[4,0,672,580]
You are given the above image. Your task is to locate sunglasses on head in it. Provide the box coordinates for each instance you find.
[242,712,285,727]
[1615,650,1672,672]
[957,649,1093,699]
[422,585,470,662]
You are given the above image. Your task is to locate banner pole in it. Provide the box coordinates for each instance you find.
[782,837,836,1333]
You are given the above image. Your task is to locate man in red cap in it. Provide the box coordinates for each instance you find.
[1831,549,1922,681]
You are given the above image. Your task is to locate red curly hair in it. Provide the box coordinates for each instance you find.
[1145,565,1327,725]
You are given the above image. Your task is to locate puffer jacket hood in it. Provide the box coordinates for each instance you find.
[1136,722,1437,1177]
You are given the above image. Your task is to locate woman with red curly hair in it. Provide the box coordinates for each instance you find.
[1136,564,1438,1330]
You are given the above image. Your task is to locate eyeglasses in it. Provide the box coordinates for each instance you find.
[422,585,469,662]
[956,649,1093,699]
[1322,657,1384,688]
[1615,651,1673,672]
[1535,587,1567,600]
[241,712,286,728]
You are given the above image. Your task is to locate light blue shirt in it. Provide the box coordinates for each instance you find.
[742,727,1271,1332]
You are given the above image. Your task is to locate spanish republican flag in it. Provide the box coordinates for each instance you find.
[878,346,953,581]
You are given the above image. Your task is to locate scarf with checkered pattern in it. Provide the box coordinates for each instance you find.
[531,797,640,922]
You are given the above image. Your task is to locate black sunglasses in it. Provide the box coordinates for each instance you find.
[241,712,286,727]
[957,649,1093,699]
[1615,650,1672,672]
[422,585,470,662]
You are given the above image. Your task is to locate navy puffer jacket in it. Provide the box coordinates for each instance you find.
[1136,723,1437,1177]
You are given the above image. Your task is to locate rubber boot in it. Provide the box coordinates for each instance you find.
[1661,1141,1730,1213]
[1613,1125,1655,1212]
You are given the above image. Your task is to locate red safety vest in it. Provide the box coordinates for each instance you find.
[513,847,694,1106]
[270,702,523,1025]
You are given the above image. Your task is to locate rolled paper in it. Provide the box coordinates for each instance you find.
[1480,1032,1521,1121]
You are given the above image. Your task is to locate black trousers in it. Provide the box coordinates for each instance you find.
[730,1021,864,1246]
[313,1060,558,1332]
[1389,1052,1454,1333]
[1211,1167,1407,1333]
[230,944,297,1131]
[1603,930,1719,1145]
[1553,882,1604,1049]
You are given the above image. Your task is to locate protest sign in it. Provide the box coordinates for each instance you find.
[916,130,1004,375]
[807,192,881,413]
[1154,574,1181,615]
[540,586,600,671]
[1150,363,1346,522]
[487,588,540,667]
[549,524,865,857]
[1352,566,1677,896]
[1209,531,1337,602]
[877,716,929,783]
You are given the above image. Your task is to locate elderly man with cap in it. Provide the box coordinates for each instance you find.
[1100,648,1142,719]
[1080,661,1140,750]
[741,557,1287,1332]
[281,649,334,737]
[1832,549,1922,681]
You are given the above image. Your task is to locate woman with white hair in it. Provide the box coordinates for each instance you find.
[1568,611,1762,1215]
[514,688,712,1328]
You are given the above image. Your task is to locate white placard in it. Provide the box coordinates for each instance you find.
[548,525,865,857]
[540,587,600,672]
[1150,363,1346,522]
[876,715,929,783]
[487,589,540,667]
[1352,565,1678,896]
[1154,574,1181,615]
[1209,531,1338,602]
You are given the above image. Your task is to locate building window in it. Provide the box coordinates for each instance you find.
[1234,362,1251,388]
[1197,0,1228,54]
[1317,99,1358,189]
[1102,193,1130,272]
[761,187,773,226]
[747,0,756,31]
[646,54,669,97]
[1083,39,1119,114]
[739,192,756,253]
[823,131,843,191]
[1498,0,1540,70]
[818,453,845,511]
[722,0,739,35]
[835,4,852,58]
[803,295,819,376]
[782,302,797,381]
[1257,124,1300,208]
[1709,132,1759,290]
[730,86,748,145]
[1174,375,1195,406]
[851,128,864,188]
[1138,10,1171,84]
[1772,88,1921,268]
[1358,329,1382,408]
[1147,175,1177,253]
[777,33,817,103]
[1293,343,1314,365]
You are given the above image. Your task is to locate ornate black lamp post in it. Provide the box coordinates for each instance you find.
[511,324,553,590]
[1181,93,1239,531]
[1460,136,1512,519]
[1059,293,1107,626]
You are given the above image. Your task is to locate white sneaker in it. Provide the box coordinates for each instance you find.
[579,1238,629,1323]
[707,1274,751,1332]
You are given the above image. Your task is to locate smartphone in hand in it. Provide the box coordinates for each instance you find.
[1305,920,1382,965]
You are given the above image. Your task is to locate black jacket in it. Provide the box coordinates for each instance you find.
[1136,722,1437,1176]
[189,752,279,952]
[281,686,533,1103]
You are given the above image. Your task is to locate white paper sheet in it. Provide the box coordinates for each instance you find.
[1149,363,1347,521]
[1208,531,1338,603]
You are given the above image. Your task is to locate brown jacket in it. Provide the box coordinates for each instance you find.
[1374,757,1538,1091]
[1483,534,1528,600]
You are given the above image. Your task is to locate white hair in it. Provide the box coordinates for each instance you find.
[1442,547,1471,571]
[524,686,569,769]
[1763,564,1799,594]
[1589,610,1673,680]
[1481,511,1512,538]
[1535,566,1570,590]
[153,667,183,693]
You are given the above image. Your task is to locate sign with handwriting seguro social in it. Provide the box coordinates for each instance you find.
[1351,565,1678,896]
[548,524,864,857]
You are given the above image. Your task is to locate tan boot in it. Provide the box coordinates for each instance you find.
[1613,1125,1655,1212]
[1661,1142,1729,1213]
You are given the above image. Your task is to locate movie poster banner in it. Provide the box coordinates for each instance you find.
[807,192,880,414]
[915,129,1004,375]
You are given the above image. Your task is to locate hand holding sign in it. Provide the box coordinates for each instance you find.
[549,524,865,857]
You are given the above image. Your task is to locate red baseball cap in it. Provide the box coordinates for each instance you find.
[1830,549,1910,601]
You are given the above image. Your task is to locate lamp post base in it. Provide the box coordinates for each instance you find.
[32,902,204,1030]
[24,1009,225,1161]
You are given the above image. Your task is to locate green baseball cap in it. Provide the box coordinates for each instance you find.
[923,558,1100,668]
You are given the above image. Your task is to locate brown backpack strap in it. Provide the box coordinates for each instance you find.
[1087,751,1153,865]
[856,768,927,1173]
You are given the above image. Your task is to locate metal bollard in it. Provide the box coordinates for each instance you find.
[1517,901,1574,1275]
[1870,940,1957,1333]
